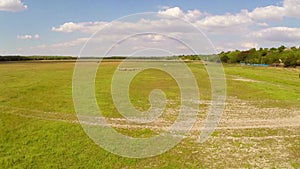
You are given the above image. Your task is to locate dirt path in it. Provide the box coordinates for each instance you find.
[1,100,299,136]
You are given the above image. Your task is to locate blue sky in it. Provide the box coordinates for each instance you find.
[1,0,300,55]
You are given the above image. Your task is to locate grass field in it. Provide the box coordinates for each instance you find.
[0,60,299,168]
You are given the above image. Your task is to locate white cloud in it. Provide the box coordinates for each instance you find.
[158,7,202,22]
[52,19,197,35]
[256,22,269,27]
[18,37,90,56]
[214,41,260,53]
[283,0,300,19]
[195,10,253,32]
[52,22,90,33]
[249,0,300,20]
[49,38,89,48]
[251,27,300,42]
[241,42,259,49]
[146,34,165,42]
[185,10,202,22]
[45,7,266,55]
[34,34,40,39]
[17,35,32,39]
[193,0,300,32]
[17,34,40,40]
[0,0,27,12]
[24,4,300,55]
[53,7,251,36]
[157,5,171,10]
[158,7,184,18]
[249,5,285,20]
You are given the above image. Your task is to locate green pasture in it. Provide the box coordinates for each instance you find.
[0,61,299,168]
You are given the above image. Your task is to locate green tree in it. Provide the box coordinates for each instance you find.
[278,45,286,53]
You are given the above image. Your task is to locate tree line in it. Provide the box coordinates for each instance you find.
[0,56,75,62]
[1,47,300,67]
[219,46,300,67]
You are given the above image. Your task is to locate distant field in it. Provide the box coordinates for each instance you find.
[0,61,299,168]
